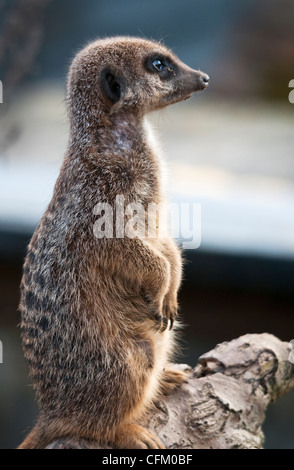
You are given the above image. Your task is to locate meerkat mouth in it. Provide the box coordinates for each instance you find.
[166,92,194,106]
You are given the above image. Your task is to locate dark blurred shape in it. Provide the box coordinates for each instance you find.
[0,0,51,99]
[0,0,51,153]
[213,0,294,99]
[242,0,294,100]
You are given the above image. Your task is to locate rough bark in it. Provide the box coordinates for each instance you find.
[47,333,294,449]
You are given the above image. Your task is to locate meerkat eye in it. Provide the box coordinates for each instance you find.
[152,59,166,71]
[146,55,176,78]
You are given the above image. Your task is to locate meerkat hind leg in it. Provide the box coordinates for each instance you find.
[160,368,189,396]
[110,423,165,449]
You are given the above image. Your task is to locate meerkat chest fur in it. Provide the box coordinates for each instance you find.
[92,113,166,207]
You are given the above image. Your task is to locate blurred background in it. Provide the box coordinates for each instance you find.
[0,0,294,449]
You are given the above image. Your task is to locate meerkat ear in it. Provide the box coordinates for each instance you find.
[100,68,123,105]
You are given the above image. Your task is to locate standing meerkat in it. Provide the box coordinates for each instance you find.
[18,37,209,449]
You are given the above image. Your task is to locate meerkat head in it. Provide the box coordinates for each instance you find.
[67,37,209,128]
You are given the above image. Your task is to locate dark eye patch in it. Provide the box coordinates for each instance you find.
[145,54,176,79]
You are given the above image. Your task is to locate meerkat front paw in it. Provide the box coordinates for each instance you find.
[143,290,177,333]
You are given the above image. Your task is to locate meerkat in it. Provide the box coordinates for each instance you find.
[18,36,209,449]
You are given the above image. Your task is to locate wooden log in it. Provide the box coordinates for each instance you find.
[46,333,294,449]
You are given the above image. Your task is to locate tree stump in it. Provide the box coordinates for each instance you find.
[47,333,294,449]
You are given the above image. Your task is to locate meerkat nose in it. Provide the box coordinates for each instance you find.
[200,73,210,87]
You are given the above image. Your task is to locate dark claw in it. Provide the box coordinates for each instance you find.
[160,317,168,333]
[170,308,177,329]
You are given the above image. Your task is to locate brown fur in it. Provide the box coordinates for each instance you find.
[18,37,209,449]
